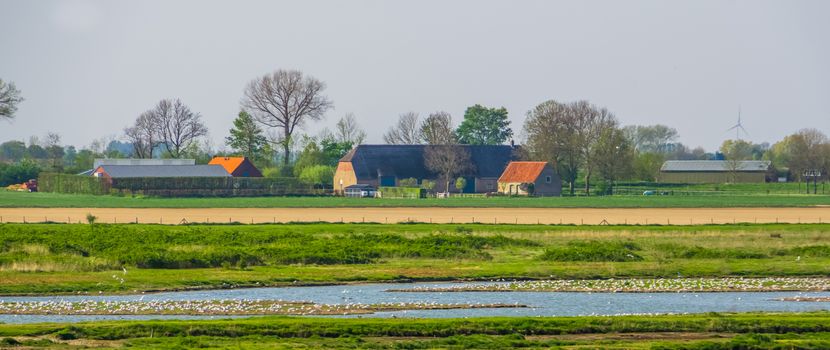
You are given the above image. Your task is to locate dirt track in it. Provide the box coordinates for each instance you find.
[1,207,829,225]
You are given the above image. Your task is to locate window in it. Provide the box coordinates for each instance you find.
[546,176,552,183]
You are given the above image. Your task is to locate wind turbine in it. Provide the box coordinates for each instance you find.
[726,106,748,140]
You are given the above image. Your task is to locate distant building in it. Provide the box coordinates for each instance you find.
[333,144,519,195]
[497,161,561,196]
[658,160,771,183]
[93,164,230,182]
[78,158,196,176]
[344,184,376,198]
[208,156,263,177]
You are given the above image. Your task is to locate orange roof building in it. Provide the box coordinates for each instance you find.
[208,156,263,177]
[497,161,561,196]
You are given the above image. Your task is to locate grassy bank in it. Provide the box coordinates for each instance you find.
[1,312,829,348]
[1,223,829,295]
[2,190,830,208]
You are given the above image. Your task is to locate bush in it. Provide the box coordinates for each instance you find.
[541,241,643,262]
[455,177,467,192]
[420,179,436,191]
[298,165,335,187]
[379,186,425,199]
[658,244,768,259]
[398,177,419,187]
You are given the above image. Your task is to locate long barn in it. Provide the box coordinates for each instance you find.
[658,160,772,183]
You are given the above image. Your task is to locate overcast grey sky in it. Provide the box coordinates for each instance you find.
[1,0,828,151]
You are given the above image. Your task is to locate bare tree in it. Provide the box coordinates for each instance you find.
[622,124,679,153]
[523,100,582,195]
[424,144,474,193]
[0,79,24,120]
[720,139,755,182]
[334,113,366,145]
[524,100,619,195]
[591,127,634,193]
[575,101,619,194]
[241,69,333,167]
[149,99,208,158]
[383,112,421,144]
[420,111,455,145]
[124,111,157,158]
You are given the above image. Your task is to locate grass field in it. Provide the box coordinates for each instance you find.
[1,223,829,295]
[615,181,829,196]
[1,190,830,208]
[1,312,829,349]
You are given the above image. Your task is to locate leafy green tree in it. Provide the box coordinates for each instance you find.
[292,137,326,177]
[320,138,353,165]
[0,140,26,162]
[456,104,512,145]
[0,160,40,186]
[633,152,665,182]
[25,144,47,159]
[73,149,95,171]
[226,111,268,161]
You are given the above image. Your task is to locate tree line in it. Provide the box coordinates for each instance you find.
[2,73,829,192]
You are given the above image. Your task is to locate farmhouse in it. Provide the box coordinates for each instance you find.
[208,156,263,177]
[497,161,561,196]
[93,164,230,182]
[658,160,772,183]
[333,144,519,194]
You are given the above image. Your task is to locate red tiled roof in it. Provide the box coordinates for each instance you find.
[209,156,246,173]
[498,161,548,183]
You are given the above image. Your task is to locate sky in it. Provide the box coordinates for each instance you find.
[1,0,828,152]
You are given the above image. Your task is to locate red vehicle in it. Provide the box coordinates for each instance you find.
[24,179,37,192]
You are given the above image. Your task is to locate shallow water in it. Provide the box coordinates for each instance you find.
[1,282,828,323]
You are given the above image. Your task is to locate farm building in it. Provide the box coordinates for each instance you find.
[78,158,196,176]
[333,144,519,195]
[93,164,230,182]
[658,160,772,183]
[497,161,561,196]
[208,156,263,177]
[344,184,376,198]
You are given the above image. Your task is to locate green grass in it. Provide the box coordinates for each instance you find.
[1,190,830,208]
[615,181,829,195]
[1,312,829,349]
[2,223,829,295]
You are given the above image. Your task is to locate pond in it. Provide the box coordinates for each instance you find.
[1,282,828,324]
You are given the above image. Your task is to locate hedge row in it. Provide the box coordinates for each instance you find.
[37,173,111,195]
[378,186,425,199]
[38,173,324,197]
[110,177,304,191]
